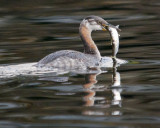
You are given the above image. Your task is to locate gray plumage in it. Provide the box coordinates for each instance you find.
[85,15,108,26]
[37,50,100,69]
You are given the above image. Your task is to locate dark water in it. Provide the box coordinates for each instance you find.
[0,0,160,127]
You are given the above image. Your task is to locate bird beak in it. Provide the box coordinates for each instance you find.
[102,26,107,31]
[104,23,121,31]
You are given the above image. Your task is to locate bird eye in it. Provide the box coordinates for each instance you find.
[87,19,102,26]
[96,21,102,26]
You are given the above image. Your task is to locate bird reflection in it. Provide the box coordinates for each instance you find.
[82,59,122,116]
[83,73,97,106]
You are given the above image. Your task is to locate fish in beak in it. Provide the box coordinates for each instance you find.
[104,23,121,31]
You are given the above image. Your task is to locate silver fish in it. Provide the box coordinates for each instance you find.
[107,25,120,58]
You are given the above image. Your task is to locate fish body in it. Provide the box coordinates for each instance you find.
[108,25,120,58]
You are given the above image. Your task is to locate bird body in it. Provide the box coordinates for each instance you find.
[37,15,121,69]
[37,50,100,69]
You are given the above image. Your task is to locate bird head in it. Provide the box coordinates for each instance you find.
[82,15,121,32]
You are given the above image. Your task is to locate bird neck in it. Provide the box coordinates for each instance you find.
[79,25,101,59]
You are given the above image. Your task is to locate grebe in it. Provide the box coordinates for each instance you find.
[37,15,120,69]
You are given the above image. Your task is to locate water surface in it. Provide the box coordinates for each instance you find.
[0,0,160,128]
